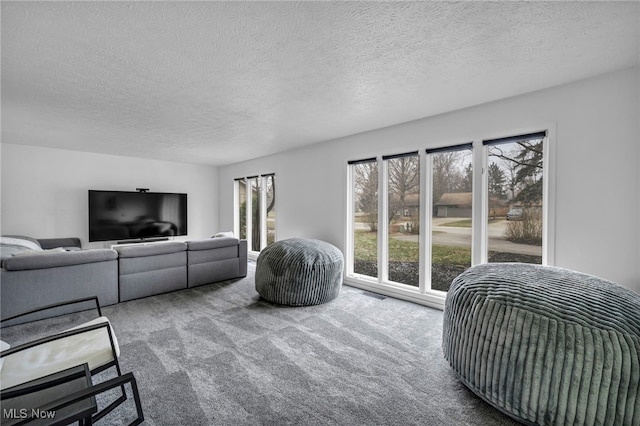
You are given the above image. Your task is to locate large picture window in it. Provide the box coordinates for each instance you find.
[234,174,276,253]
[346,130,552,307]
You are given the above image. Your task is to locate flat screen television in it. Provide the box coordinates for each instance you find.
[89,190,187,242]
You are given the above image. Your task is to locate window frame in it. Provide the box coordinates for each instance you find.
[425,143,474,293]
[344,125,556,309]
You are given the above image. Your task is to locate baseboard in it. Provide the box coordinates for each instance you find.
[343,276,446,310]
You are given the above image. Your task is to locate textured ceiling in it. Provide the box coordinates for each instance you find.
[1,1,639,166]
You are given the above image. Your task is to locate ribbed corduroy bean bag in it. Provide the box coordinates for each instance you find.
[255,238,343,306]
[443,263,640,426]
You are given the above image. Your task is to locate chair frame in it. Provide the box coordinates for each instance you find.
[3,370,143,426]
[1,296,144,425]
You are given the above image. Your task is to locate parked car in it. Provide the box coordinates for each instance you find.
[506,207,523,221]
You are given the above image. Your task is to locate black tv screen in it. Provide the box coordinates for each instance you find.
[89,190,187,242]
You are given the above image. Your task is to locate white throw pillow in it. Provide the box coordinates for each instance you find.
[12,247,66,257]
[0,237,42,251]
[214,231,234,238]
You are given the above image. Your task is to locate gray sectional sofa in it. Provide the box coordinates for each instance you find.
[1,235,248,325]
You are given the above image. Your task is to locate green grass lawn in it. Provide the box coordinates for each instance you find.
[354,231,470,266]
[440,219,473,228]
[440,219,500,228]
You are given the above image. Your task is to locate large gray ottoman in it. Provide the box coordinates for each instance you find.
[255,238,343,306]
[443,263,640,426]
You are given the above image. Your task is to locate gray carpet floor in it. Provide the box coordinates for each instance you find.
[2,262,520,425]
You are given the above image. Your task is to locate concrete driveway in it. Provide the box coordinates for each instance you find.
[391,217,542,256]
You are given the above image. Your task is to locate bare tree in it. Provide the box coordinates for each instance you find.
[431,151,469,214]
[387,156,420,224]
[488,162,507,198]
[489,139,544,244]
[354,162,379,231]
[489,140,543,205]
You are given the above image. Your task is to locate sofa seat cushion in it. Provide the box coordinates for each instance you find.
[2,249,117,271]
[1,317,118,390]
[115,241,186,258]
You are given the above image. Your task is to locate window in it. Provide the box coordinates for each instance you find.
[350,158,378,279]
[384,152,420,286]
[265,175,276,246]
[236,178,247,240]
[428,144,473,292]
[345,130,552,306]
[249,176,262,251]
[484,132,545,264]
[234,174,276,253]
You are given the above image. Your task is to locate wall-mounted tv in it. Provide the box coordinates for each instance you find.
[89,190,187,242]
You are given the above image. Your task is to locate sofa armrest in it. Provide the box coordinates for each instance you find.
[37,237,82,250]
[2,249,117,271]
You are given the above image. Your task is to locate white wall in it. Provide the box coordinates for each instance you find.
[219,67,640,292]
[0,145,219,248]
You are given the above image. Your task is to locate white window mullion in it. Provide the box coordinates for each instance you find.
[379,158,389,283]
[420,150,430,292]
[345,165,355,276]
[246,180,254,252]
[542,126,556,266]
[473,141,486,265]
[233,181,240,238]
[260,176,268,250]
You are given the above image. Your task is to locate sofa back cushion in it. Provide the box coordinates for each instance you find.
[37,237,82,250]
[187,237,239,251]
[3,249,118,271]
[115,241,186,258]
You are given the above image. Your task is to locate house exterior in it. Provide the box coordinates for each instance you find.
[435,192,508,218]
[435,192,472,218]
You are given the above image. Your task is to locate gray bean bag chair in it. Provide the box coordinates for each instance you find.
[443,263,640,426]
[255,238,343,306]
